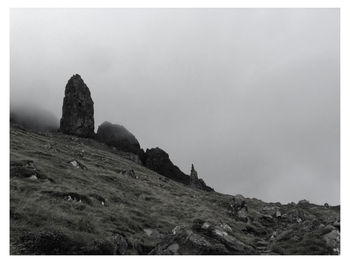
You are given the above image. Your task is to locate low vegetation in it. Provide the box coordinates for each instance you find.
[10,126,340,255]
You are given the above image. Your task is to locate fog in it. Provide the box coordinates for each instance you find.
[10,9,340,205]
[10,104,59,132]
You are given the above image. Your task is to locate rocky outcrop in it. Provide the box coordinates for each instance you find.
[143,149,214,191]
[143,148,190,185]
[149,219,254,255]
[96,121,142,156]
[189,164,214,192]
[60,74,94,137]
[230,195,249,222]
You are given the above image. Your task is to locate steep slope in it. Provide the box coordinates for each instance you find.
[10,126,340,255]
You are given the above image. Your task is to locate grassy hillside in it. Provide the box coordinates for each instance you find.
[10,125,340,255]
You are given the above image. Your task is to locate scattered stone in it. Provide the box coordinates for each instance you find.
[220,223,232,232]
[69,160,87,170]
[149,224,254,255]
[144,229,153,237]
[202,222,210,229]
[270,231,277,240]
[70,160,79,168]
[119,170,127,175]
[127,169,138,179]
[79,149,85,158]
[172,226,181,235]
[214,229,228,237]
[275,210,282,218]
[28,175,38,180]
[60,74,95,137]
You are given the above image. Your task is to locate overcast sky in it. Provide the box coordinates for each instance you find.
[10,8,340,205]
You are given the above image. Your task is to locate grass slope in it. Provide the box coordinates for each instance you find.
[9,126,340,255]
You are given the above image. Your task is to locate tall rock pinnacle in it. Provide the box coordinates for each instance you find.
[190,164,198,180]
[60,74,95,137]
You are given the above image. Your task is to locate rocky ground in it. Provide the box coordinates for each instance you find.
[10,125,340,255]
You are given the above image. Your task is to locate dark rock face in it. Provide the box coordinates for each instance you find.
[189,164,214,192]
[143,148,190,185]
[60,74,94,137]
[96,121,141,155]
[143,149,214,191]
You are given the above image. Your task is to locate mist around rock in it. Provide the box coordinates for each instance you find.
[10,104,59,132]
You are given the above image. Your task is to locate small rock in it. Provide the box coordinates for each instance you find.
[220,223,232,232]
[291,235,300,241]
[144,229,153,237]
[127,169,138,179]
[275,210,282,218]
[28,175,38,180]
[172,226,181,235]
[214,229,228,237]
[270,231,277,240]
[69,160,87,170]
[201,222,210,229]
[70,160,79,168]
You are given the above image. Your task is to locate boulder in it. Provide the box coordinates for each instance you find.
[96,121,141,155]
[60,74,95,137]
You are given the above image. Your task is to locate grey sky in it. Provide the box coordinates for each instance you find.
[10,8,340,205]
